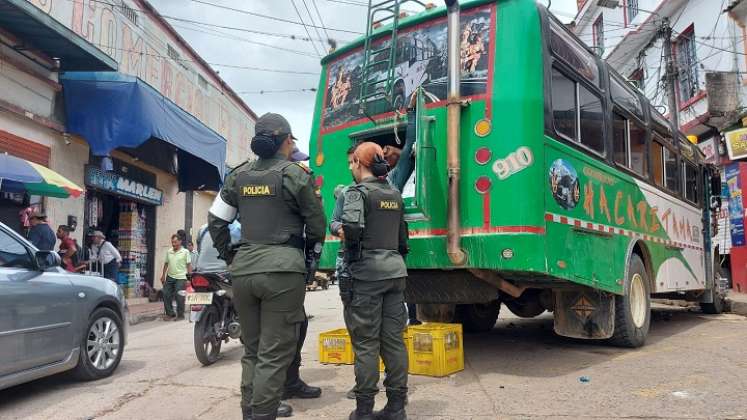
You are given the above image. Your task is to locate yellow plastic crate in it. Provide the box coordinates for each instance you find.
[319,328,354,365]
[407,323,464,377]
[379,332,411,372]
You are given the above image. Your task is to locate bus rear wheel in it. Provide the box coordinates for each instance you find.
[610,254,650,348]
[700,268,727,314]
[455,301,501,333]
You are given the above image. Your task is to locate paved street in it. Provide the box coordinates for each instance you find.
[2,288,747,420]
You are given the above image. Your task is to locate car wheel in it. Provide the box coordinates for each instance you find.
[73,307,124,380]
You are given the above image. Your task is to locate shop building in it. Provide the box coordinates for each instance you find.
[0,0,257,296]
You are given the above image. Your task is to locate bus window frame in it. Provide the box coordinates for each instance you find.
[548,61,608,158]
[609,73,644,120]
[611,104,647,178]
[651,130,680,195]
[681,158,702,207]
[541,9,610,161]
[539,5,702,210]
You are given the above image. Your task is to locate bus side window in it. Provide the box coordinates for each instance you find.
[578,85,604,154]
[629,122,647,176]
[683,161,699,204]
[663,147,679,193]
[651,140,665,188]
[551,67,577,141]
[612,111,628,166]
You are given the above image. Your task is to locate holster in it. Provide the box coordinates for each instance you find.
[338,272,353,306]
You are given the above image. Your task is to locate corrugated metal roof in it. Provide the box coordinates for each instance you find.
[0,0,117,71]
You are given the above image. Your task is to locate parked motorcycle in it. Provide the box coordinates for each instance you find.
[184,271,241,366]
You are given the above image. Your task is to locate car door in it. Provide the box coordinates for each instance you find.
[0,226,76,377]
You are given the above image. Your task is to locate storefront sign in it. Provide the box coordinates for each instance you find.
[726,163,745,247]
[725,128,747,160]
[85,166,163,205]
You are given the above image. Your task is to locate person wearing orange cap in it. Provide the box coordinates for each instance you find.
[336,141,409,420]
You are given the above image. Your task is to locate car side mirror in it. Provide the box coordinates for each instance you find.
[35,250,61,270]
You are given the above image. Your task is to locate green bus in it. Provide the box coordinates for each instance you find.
[309,0,725,347]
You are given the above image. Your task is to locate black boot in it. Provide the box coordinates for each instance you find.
[276,402,293,418]
[349,397,376,420]
[373,393,407,420]
[282,379,322,399]
[243,403,293,419]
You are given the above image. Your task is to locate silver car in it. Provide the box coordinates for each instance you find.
[0,222,127,390]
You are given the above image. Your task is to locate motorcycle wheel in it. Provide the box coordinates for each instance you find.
[194,305,222,366]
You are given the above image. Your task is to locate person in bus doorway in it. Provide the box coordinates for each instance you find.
[89,230,123,282]
[337,142,409,420]
[207,113,326,420]
[160,234,193,321]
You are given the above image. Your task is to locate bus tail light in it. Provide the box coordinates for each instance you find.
[475,176,492,194]
[475,147,492,165]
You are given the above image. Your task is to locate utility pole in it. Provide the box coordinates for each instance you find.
[660,17,680,135]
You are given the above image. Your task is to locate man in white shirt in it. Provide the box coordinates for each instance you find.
[89,230,123,282]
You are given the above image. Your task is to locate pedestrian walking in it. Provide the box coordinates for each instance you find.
[187,241,199,268]
[208,112,326,420]
[160,234,192,321]
[89,230,123,282]
[56,225,78,272]
[27,211,56,251]
[335,141,410,420]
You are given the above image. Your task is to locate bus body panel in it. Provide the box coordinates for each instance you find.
[310,0,711,302]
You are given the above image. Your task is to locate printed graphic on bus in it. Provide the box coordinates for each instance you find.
[322,6,493,130]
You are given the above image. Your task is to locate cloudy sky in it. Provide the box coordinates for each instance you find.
[150,0,579,153]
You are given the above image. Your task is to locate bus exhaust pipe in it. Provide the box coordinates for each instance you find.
[445,0,466,266]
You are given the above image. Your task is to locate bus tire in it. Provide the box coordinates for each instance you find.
[610,254,650,348]
[455,301,500,333]
[700,268,726,314]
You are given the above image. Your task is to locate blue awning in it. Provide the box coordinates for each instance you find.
[60,72,227,191]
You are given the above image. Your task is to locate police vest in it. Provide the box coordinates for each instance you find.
[358,181,403,251]
[235,160,303,246]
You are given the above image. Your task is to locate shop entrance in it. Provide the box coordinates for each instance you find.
[85,191,156,294]
[84,160,162,297]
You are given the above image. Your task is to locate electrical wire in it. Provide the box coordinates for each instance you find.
[238,88,318,94]
[300,0,330,54]
[311,0,333,42]
[57,0,337,43]
[290,0,323,57]
[167,22,320,58]
[189,0,361,35]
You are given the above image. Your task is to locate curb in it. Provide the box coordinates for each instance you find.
[726,298,747,317]
[129,311,163,326]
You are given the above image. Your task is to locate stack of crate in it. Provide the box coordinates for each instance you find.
[319,323,463,377]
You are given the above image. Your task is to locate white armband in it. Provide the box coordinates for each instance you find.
[209,193,238,222]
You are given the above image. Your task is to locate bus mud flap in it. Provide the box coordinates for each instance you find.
[553,289,614,339]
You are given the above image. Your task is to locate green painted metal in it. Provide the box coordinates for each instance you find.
[310,0,708,297]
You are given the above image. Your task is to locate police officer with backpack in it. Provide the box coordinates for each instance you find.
[335,142,410,420]
[208,113,326,420]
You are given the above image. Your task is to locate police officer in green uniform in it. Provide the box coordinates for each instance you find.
[334,142,409,420]
[208,113,326,420]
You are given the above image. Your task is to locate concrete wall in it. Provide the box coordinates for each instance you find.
[22,0,255,165]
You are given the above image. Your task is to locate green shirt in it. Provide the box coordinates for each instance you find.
[165,247,191,279]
